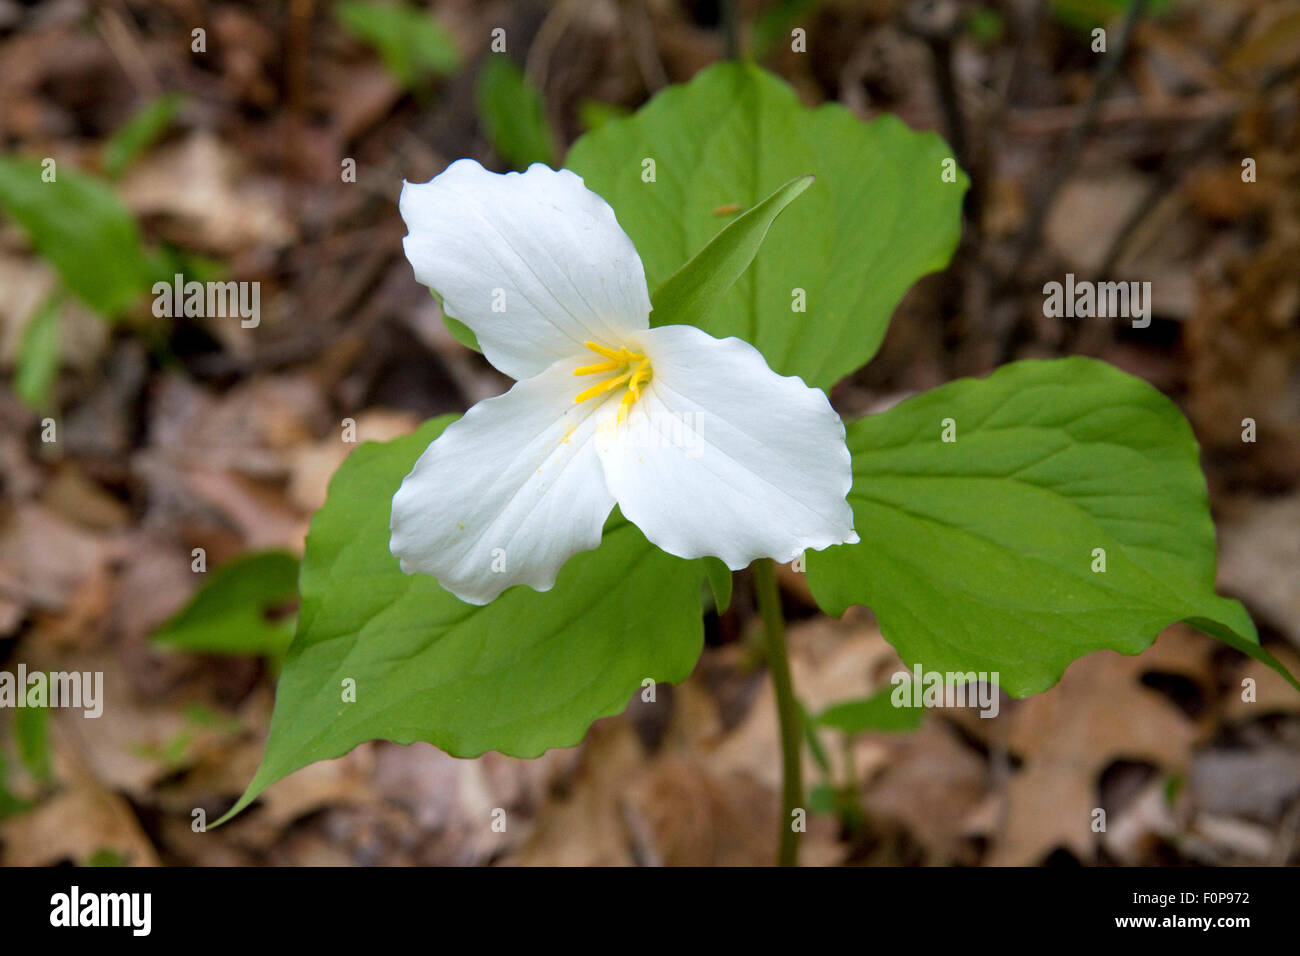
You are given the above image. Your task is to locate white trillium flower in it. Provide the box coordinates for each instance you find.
[390,159,859,605]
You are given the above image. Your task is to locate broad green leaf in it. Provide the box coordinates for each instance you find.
[650,175,812,329]
[14,295,60,410]
[103,93,184,179]
[476,56,558,170]
[336,0,460,88]
[0,158,152,318]
[808,357,1297,696]
[218,416,705,824]
[152,551,299,659]
[815,684,925,734]
[567,61,966,389]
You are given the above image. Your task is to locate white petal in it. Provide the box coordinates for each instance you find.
[391,357,620,605]
[400,160,652,381]
[595,325,858,569]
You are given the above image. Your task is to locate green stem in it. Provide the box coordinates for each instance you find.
[753,557,801,867]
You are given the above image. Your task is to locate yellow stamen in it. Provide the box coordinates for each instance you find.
[573,369,634,403]
[572,360,622,376]
[618,387,638,423]
[583,341,629,361]
[572,341,652,423]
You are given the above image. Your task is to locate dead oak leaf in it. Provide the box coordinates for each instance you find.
[988,629,1211,865]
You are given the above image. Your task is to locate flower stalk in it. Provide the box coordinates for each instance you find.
[753,557,801,867]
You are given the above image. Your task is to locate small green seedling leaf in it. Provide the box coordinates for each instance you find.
[14,295,61,410]
[815,684,925,734]
[578,99,630,133]
[1050,0,1169,33]
[476,56,559,170]
[15,704,51,784]
[703,556,733,613]
[0,158,152,318]
[152,551,299,659]
[103,93,184,179]
[336,0,460,88]
[0,753,29,821]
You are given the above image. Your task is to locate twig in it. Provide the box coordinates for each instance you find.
[1008,0,1148,280]
[524,0,581,93]
[96,5,162,98]
[623,0,669,92]
[901,1,968,175]
[1098,59,1300,276]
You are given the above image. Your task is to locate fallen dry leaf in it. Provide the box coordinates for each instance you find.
[986,629,1213,865]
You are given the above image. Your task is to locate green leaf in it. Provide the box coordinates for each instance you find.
[704,556,733,613]
[152,551,299,659]
[83,848,129,867]
[807,783,837,814]
[440,308,481,352]
[577,99,629,133]
[0,158,152,318]
[427,285,480,351]
[103,93,184,179]
[966,7,1007,44]
[15,703,51,783]
[218,416,705,824]
[336,0,460,88]
[148,244,227,289]
[808,357,1297,697]
[14,295,61,410]
[0,752,31,820]
[649,174,812,329]
[815,683,924,734]
[566,61,966,389]
[799,702,832,772]
[1050,0,1169,33]
[751,0,822,58]
[476,56,559,170]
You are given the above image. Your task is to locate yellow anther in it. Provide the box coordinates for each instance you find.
[573,341,652,422]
